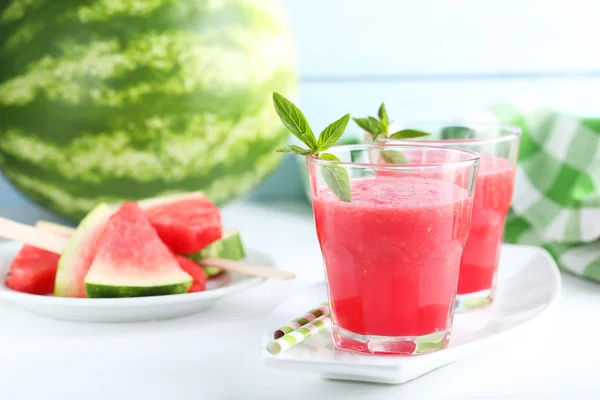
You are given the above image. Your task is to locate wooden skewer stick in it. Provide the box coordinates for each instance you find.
[201,257,295,280]
[35,220,76,237]
[0,217,69,254]
[7,219,296,280]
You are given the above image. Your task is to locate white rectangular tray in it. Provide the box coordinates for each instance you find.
[261,244,561,384]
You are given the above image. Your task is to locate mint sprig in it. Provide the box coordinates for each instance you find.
[353,102,431,141]
[273,93,352,202]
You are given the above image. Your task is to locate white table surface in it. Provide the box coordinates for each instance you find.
[0,200,599,400]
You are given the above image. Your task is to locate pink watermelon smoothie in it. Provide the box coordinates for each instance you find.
[458,155,515,295]
[312,177,473,338]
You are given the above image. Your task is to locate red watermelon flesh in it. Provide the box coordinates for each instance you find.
[174,255,207,293]
[5,245,60,295]
[144,198,222,254]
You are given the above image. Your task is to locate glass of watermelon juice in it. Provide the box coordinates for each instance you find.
[376,122,521,311]
[307,144,479,355]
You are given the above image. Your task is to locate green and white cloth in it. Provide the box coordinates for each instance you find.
[482,104,600,282]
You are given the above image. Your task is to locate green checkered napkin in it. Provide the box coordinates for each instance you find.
[483,104,600,282]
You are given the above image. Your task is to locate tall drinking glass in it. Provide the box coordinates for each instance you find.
[307,144,479,355]
[377,123,521,310]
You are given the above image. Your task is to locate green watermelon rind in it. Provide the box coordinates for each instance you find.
[84,266,193,298]
[187,228,245,277]
[85,281,191,298]
[189,228,246,260]
[202,266,223,278]
[54,203,114,297]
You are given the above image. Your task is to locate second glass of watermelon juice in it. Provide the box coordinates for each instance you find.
[377,123,521,311]
[308,144,479,355]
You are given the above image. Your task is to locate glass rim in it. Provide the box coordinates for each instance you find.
[307,143,480,170]
[378,121,522,145]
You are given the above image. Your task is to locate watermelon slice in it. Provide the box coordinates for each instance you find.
[39,192,222,254]
[36,220,245,280]
[140,192,222,254]
[5,245,61,295]
[84,202,192,298]
[188,228,246,278]
[174,255,207,293]
[55,204,114,298]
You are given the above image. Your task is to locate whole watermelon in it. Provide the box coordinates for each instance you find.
[0,0,296,220]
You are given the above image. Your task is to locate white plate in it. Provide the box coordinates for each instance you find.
[0,241,272,322]
[261,244,561,384]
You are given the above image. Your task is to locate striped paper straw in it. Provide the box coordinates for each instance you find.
[267,313,331,355]
[273,301,329,339]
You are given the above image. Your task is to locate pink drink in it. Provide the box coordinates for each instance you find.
[312,176,473,352]
[372,123,520,310]
[458,155,516,295]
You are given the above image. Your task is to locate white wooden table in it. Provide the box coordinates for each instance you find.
[0,200,599,399]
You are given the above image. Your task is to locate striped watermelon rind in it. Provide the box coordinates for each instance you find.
[54,203,114,297]
[85,281,191,298]
[188,228,246,277]
[0,0,297,220]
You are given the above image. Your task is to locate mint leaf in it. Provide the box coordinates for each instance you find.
[318,114,350,151]
[272,93,317,151]
[352,117,380,135]
[319,154,351,202]
[378,103,389,130]
[441,126,476,140]
[381,149,409,164]
[368,116,385,132]
[389,129,431,139]
[320,153,341,161]
[276,145,311,155]
[352,116,386,140]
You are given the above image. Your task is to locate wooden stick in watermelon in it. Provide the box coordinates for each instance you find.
[0,218,295,280]
[0,217,69,254]
[35,220,75,236]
